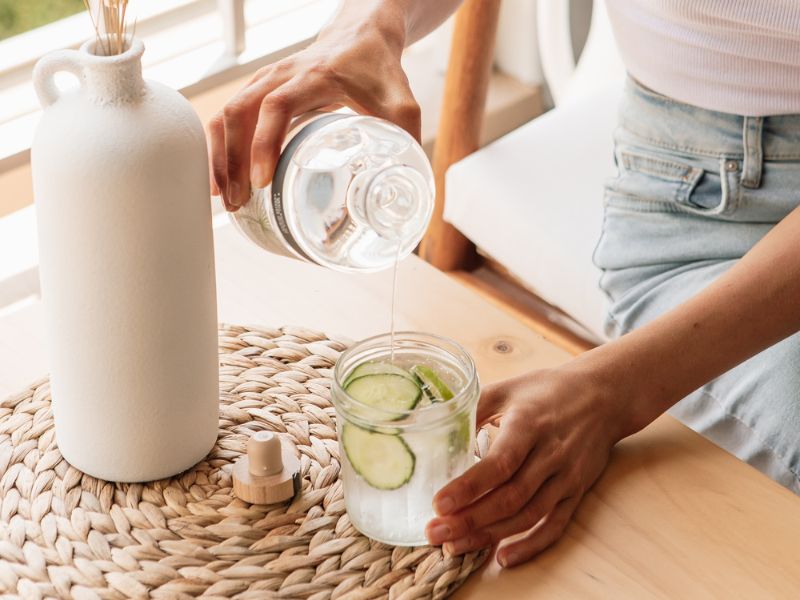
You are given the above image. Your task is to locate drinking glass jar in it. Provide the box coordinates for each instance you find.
[332,332,479,545]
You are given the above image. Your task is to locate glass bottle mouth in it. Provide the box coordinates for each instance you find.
[332,331,479,431]
[363,164,433,242]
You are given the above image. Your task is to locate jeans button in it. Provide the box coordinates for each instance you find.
[725,160,739,172]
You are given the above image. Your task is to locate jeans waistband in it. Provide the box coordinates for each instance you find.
[619,77,800,165]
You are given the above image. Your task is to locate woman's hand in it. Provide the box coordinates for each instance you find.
[424,189,800,568]
[208,4,421,211]
[425,364,628,568]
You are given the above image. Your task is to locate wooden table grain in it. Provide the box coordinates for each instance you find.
[2,220,799,598]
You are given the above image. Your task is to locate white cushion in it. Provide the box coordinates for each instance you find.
[444,85,623,341]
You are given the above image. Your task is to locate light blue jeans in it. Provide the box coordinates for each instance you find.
[593,78,800,493]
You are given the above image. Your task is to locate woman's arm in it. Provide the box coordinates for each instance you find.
[599,202,800,434]
[426,204,800,567]
[208,0,461,210]
[396,0,464,44]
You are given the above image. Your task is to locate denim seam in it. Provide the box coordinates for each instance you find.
[620,150,699,180]
[592,196,625,337]
[696,388,800,484]
[603,307,624,339]
[626,80,800,160]
[760,153,800,160]
[605,191,702,215]
[720,158,741,215]
[741,117,764,189]
[597,268,624,333]
[618,129,744,159]
[620,131,800,161]
[607,171,735,216]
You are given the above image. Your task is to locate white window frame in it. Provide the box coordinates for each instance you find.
[0,0,338,173]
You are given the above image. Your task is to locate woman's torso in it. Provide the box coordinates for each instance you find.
[605,0,800,116]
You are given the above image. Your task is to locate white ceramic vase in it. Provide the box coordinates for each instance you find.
[31,37,220,482]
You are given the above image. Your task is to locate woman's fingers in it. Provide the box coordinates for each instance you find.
[247,73,420,190]
[216,67,293,209]
[426,449,558,545]
[250,75,343,189]
[222,101,257,209]
[497,494,582,568]
[475,381,507,428]
[207,18,421,212]
[422,364,621,568]
[207,113,225,199]
[439,474,568,555]
[221,86,275,209]
[432,411,534,517]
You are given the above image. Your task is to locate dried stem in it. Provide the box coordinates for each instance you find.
[82,0,132,56]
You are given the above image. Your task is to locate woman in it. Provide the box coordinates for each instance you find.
[208,0,800,568]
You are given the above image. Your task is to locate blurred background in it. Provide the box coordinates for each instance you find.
[0,0,592,320]
[0,0,83,40]
[0,0,592,215]
[0,0,85,40]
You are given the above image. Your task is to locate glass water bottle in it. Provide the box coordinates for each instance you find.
[232,112,435,272]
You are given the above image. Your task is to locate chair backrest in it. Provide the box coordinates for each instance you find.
[422,0,626,272]
[537,0,625,106]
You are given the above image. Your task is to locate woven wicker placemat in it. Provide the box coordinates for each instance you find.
[0,324,488,600]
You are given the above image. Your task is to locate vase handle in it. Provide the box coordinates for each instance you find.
[33,50,85,108]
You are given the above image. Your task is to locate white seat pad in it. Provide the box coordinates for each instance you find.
[444,85,622,341]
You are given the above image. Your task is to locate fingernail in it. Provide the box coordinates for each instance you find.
[252,164,267,189]
[228,180,241,207]
[427,524,452,544]
[443,542,455,556]
[449,537,470,555]
[435,496,455,516]
[500,552,519,568]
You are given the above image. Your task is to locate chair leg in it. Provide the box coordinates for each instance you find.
[420,0,502,272]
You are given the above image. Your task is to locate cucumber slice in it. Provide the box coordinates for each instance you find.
[345,373,421,412]
[342,423,415,490]
[411,365,454,402]
[343,361,415,388]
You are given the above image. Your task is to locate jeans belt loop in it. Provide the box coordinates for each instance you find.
[741,116,764,189]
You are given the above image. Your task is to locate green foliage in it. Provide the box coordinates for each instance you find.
[0,0,86,41]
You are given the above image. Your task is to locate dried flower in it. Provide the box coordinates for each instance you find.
[82,0,134,56]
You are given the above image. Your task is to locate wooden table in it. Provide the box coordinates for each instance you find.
[2,220,800,598]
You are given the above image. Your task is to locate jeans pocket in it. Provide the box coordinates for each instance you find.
[607,147,739,216]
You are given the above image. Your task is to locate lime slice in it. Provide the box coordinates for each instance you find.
[411,365,454,402]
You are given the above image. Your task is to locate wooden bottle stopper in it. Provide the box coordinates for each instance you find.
[233,431,300,504]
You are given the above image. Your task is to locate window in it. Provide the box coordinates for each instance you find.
[0,0,337,172]
[0,0,338,302]
[0,0,85,41]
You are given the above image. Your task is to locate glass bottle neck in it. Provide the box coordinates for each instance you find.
[351,163,430,242]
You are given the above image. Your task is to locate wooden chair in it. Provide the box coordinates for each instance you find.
[419,0,500,275]
[420,0,621,355]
